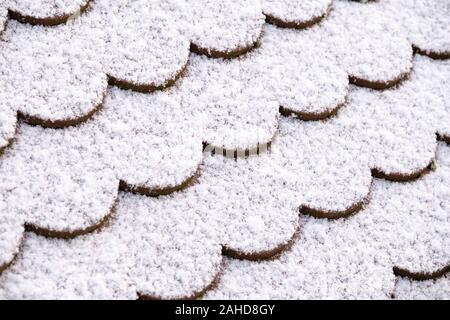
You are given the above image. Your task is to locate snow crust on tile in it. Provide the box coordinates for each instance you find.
[340,87,438,176]
[201,154,299,254]
[87,0,264,85]
[387,144,450,274]
[207,215,396,300]
[405,56,450,140]
[0,152,301,299]
[366,55,450,174]
[0,124,118,232]
[274,117,372,213]
[259,1,413,86]
[0,20,107,122]
[0,0,265,148]
[1,0,445,153]
[326,55,449,177]
[184,54,280,151]
[0,86,203,235]
[188,0,264,54]
[102,88,203,190]
[383,0,450,57]
[1,92,448,299]
[261,25,349,115]
[255,2,413,93]
[268,54,449,212]
[0,0,448,300]
[0,113,379,297]
[207,143,450,300]
[262,0,332,24]
[321,0,413,83]
[0,0,418,155]
[97,0,190,87]
[0,192,223,300]
[2,54,447,277]
[7,0,89,19]
[181,24,350,151]
[261,55,450,212]
[394,275,450,300]
[275,60,348,116]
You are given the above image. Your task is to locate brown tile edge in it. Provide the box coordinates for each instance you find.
[20,89,106,128]
[190,33,262,59]
[0,234,24,274]
[413,46,450,61]
[349,69,411,90]
[108,61,188,93]
[8,0,92,26]
[119,169,200,197]
[264,4,330,30]
[222,227,301,261]
[138,261,224,300]
[24,201,117,239]
[393,264,450,281]
[371,161,433,182]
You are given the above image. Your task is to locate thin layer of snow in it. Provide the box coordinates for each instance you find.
[301,0,413,83]
[98,0,190,87]
[274,117,372,213]
[394,275,450,300]
[1,54,449,286]
[0,192,223,299]
[182,25,350,151]
[263,0,332,24]
[0,20,107,123]
[184,53,280,151]
[202,154,300,255]
[7,0,89,19]
[0,0,449,300]
[0,101,16,148]
[0,86,203,235]
[0,152,301,299]
[318,55,449,177]
[0,0,429,154]
[3,0,447,156]
[206,143,450,299]
[389,144,450,273]
[0,112,448,299]
[188,0,264,54]
[383,0,450,56]
[1,113,447,299]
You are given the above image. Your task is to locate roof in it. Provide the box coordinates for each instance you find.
[0,0,449,300]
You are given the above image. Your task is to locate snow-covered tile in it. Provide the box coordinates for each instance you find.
[302,55,449,182]
[0,86,203,253]
[188,0,264,58]
[0,0,449,300]
[0,20,107,145]
[206,143,450,299]
[274,117,372,218]
[2,53,449,279]
[183,26,350,152]
[0,151,301,299]
[383,0,450,59]
[263,0,332,29]
[2,0,90,26]
[0,192,223,300]
[393,275,450,300]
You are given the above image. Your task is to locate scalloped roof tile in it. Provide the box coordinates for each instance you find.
[0,0,448,300]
